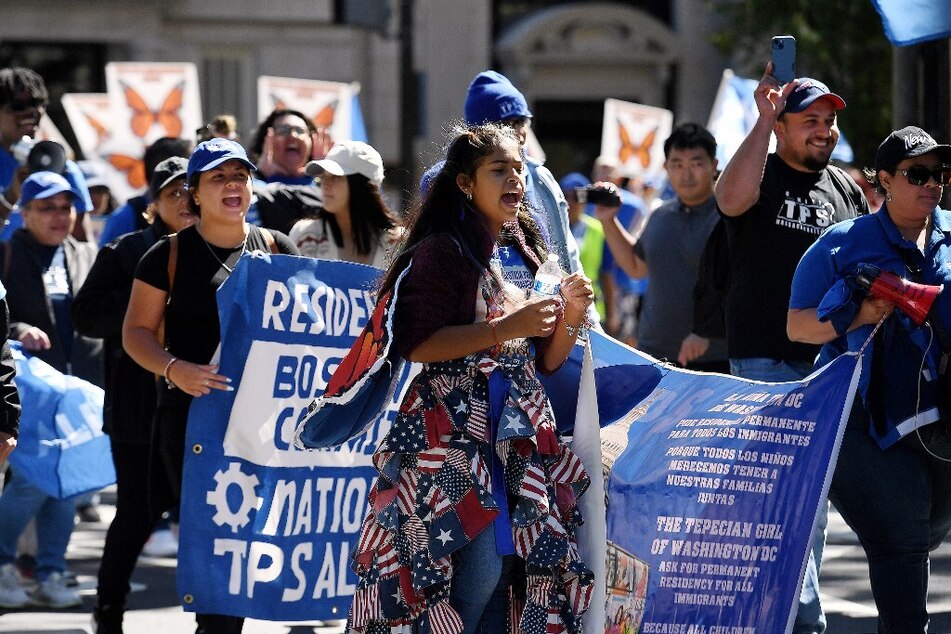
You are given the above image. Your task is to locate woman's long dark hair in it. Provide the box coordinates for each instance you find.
[247,108,317,162]
[379,122,546,296]
[324,174,398,256]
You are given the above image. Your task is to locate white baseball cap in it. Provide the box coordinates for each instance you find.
[306,141,384,187]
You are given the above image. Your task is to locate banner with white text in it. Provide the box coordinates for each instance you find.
[176,255,861,628]
[590,333,861,634]
[178,254,413,621]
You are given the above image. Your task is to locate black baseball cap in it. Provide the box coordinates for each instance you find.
[149,156,188,198]
[874,126,951,173]
[781,78,846,115]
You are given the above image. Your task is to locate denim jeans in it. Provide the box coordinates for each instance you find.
[830,427,951,633]
[730,357,827,634]
[0,470,75,581]
[449,522,513,634]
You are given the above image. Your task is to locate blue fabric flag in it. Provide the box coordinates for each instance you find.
[708,71,853,165]
[7,344,114,499]
[872,0,951,46]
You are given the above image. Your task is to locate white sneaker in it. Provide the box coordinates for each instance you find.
[30,572,82,608]
[0,563,29,608]
[142,528,178,558]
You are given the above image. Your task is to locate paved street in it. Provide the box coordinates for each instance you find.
[1,491,951,633]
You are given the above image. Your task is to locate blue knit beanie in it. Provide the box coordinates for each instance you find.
[464,71,532,125]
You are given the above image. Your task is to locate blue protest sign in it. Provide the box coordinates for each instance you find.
[177,254,860,629]
[178,253,412,621]
[595,338,861,634]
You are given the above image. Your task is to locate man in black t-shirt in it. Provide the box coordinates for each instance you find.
[715,65,868,634]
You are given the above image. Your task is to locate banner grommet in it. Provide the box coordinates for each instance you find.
[192,444,203,454]
[183,594,194,604]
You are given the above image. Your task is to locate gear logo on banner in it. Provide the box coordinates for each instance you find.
[206,462,261,533]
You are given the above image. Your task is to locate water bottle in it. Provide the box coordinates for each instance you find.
[532,254,562,298]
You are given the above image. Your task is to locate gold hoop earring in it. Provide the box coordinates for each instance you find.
[885,191,893,203]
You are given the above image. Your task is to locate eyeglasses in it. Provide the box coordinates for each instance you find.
[6,97,44,113]
[163,188,188,201]
[273,124,309,138]
[31,202,72,214]
[897,165,951,186]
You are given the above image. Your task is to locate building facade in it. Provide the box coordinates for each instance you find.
[0,0,726,189]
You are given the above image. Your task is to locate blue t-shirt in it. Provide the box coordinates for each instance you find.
[98,197,148,247]
[0,146,17,194]
[495,244,534,293]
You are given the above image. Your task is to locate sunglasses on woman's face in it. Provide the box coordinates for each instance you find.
[897,165,951,186]
[5,97,44,113]
[273,124,309,138]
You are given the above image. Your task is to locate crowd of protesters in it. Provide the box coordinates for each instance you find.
[0,58,946,634]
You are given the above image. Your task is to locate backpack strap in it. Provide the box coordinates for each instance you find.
[258,227,280,254]
[158,234,178,354]
[167,234,179,294]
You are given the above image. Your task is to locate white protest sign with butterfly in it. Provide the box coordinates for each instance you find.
[102,62,202,201]
[61,93,111,160]
[600,99,673,180]
[257,76,362,145]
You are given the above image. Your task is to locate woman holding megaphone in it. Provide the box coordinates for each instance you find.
[788,126,951,633]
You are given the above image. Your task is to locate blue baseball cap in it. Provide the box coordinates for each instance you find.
[17,171,83,208]
[464,70,532,125]
[558,172,590,195]
[781,78,846,115]
[186,138,256,184]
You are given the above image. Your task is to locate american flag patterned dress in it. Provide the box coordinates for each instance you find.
[347,267,594,634]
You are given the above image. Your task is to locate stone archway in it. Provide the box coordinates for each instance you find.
[495,3,679,108]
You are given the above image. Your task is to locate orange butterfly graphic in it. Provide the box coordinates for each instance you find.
[105,154,146,189]
[270,95,290,112]
[121,80,184,139]
[84,112,108,143]
[618,121,657,169]
[312,101,336,129]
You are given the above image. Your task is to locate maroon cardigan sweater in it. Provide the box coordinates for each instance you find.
[391,217,560,374]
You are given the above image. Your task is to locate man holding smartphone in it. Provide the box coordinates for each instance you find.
[715,64,868,633]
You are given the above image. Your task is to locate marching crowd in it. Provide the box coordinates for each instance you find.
[0,57,947,634]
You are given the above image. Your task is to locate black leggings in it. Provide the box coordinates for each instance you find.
[96,439,163,607]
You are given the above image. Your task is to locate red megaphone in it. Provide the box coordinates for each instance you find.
[854,263,942,326]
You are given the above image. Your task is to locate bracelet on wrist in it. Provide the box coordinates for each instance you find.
[163,356,179,389]
[564,315,591,339]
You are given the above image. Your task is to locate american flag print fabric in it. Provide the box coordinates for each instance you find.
[347,269,594,634]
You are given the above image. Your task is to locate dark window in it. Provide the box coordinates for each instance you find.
[532,99,607,180]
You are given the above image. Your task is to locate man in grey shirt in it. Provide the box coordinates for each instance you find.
[595,123,727,371]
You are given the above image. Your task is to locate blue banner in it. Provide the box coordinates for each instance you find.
[872,0,951,46]
[178,253,413,621]
[7,344,114,499]
[591,332,861,634]
[178,254,861,629]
